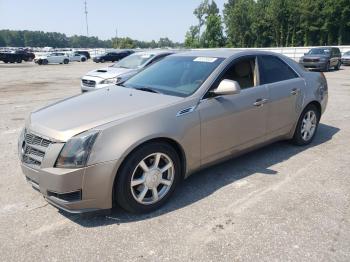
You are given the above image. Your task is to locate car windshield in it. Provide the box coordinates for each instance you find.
[344,51,350,56]
[308,48,330,55]
[112,53,155,69]
[122,56,224,97]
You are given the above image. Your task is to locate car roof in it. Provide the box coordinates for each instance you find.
[173,49,286,59]
[134,50,175,56]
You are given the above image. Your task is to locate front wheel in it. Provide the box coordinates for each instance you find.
[292,104,320,146]
[115,142,181,213]
[63,59,69,64]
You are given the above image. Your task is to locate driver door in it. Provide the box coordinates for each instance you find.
[198,56,269,164]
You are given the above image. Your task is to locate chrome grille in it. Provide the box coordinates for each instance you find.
[22,132,53,168]
[82,79,96,87]
[304,58,320,63]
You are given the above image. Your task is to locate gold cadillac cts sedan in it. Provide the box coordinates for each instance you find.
[18,50,328,213]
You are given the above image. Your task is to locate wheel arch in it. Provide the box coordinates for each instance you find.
[111,137,187,205]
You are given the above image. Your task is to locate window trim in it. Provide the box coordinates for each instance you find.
[257,55,301,85]
[202,55,260,99]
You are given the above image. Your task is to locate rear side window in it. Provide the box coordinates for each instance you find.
[259,55,298,84]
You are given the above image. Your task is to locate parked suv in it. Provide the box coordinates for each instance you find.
[81,51,174,92]
[299,47,341,71]
[341,51,350,66]
[69,52,87,62]
[34,52,70,65]
[93,50,134,63]
[75,50,91,60]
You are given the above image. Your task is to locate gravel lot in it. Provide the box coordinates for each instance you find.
[0,61,349,262]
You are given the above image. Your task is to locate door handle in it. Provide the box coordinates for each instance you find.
[291,88,299,95]
[254,98,268,107]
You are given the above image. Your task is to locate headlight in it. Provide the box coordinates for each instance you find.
[55,130,99,168]
[100,77,117,85]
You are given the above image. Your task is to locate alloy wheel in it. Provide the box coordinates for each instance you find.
[301,110,317,141]
[130,152,174,205]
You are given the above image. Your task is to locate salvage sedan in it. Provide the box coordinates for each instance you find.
[18,50,328,214]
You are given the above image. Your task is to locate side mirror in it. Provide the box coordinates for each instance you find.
[211,79,241,96]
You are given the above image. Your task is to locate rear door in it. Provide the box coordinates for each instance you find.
[258,55,304,137]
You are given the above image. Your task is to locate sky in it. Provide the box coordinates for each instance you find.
[0,0,227,42]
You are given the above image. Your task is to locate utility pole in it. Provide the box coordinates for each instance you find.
[84,1,89,37]
[115,28,118,48]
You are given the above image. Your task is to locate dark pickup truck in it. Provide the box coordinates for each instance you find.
[0,50,35,63]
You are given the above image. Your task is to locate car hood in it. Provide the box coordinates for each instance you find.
[302,54,330,59]
[85,67,135,79]
[28,87,182,141]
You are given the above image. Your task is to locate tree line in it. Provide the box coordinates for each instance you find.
[0,29,183,49]
[185,0,350,48]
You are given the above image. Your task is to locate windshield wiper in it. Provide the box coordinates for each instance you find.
[135,87,160,94]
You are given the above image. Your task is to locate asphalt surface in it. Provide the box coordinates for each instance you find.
[0,61,349,262]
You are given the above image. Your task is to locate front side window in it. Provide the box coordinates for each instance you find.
[113,53,155,69]
[259,55,298,84]
[123,56,224,97]
[220,57,257,89]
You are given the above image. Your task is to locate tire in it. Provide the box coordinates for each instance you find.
[17,58,22,63]
[101,59,105,63]
[4,60,8,63]
[42,59,48,65]
[292,104,320,146]
[115,142,181,213]
[63,59,69,64]
[335,60,341,70]
[81,57,86,62]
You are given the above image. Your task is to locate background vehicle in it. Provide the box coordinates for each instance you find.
[34,52,70,65]
[68,52,87,62]
[19,50,328,214]
[299,47,342,71]
[0,50,35,63]
[341,51,350,65]
[74,50,91,60]
[81,51,174,92]
[93,50,134,63]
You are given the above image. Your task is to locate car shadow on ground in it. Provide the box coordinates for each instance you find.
[61,123,340,227]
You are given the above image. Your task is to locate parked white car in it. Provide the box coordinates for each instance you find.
[68,52,87,62]
[81,51,173,92]
[34,52,70,65]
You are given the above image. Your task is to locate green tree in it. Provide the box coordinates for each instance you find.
[184,26,200,48]
[202,9,224,47]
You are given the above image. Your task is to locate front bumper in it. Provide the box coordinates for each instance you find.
[299,61,327,70]
[341,59,350,65]
[21,160,118,213]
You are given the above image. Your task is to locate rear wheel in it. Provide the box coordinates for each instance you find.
[115,142,181,213]
[63,59,69,64]
[17,58,22,63]
[81,57,86,62]
[3,60,8,63]
[42,59,48,65]
[292,104,320,146]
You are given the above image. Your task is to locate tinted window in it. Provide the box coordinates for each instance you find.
[259,56,298,84]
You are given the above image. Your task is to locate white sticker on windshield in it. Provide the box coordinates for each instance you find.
[141,55,152,58]
[194,57,218,63]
